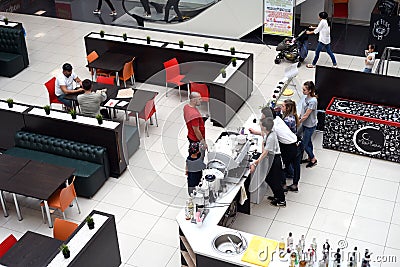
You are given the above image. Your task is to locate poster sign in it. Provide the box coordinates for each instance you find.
[263,0,294,37]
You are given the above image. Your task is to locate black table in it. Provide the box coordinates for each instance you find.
[0,231,62,267]
[87,52,132,86]
[0,154,75,228]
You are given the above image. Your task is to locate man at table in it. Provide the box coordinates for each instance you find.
[184,92,207,150]
[55,63,84,108]
[77,79,107,117]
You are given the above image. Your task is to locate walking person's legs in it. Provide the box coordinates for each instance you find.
[325,43,337,66]
[311,42,324,66]
[97,0,103,10]
[302,126,317,167]
[164,0,173,22]
[140,0,151,14]
[173,0,183,22]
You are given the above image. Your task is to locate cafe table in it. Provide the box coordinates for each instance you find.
[87,52,133,86]
[0,231,62,267]
[0,154,75,228]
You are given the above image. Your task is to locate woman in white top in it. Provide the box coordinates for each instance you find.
[306,11,337,68]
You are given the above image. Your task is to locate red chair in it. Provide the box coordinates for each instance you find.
[44,77,64,109]
[0,234,17,258]
[96,76,114,85]
[332,0,349,32]
[189,81,210,117]
[163,58,186,102]
[131,97,158,137]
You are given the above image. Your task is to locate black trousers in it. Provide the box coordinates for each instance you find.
[165,0,183,22]
[265,154,285,202]
[279,142,299,185]
[140,0,151,14]
[97,0,115,11]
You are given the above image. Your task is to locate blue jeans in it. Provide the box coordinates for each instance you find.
[302,125,316,160]
[312,42,337,66]
[57,94,72,107]
[363,68,372,73]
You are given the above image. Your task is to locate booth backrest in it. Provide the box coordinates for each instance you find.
[14,131,108,166]
[0,25,29,66]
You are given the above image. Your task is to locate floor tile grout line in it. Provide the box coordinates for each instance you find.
[344,158,371,240]
[384,182,400,249]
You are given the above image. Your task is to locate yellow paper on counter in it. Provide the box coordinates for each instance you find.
[241,236,278,267]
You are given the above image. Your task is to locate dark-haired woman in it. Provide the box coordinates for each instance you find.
[306,11,337,68]
[299,81,318,168]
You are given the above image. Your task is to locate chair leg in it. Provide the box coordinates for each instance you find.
[40,205,46,224]
[146,121,149,137]
[62,211,66,220]
[187,84,190,101]
[178,85,182,102]
[75,197,81,214]
[155,112,158,127]
[166,83,168,97]
[207,101,210,118]
[124,80,127,88]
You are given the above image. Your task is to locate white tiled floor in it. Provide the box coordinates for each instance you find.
[1,12,400,267]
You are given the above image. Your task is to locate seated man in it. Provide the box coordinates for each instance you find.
[77,79,107,117]
[55,63,84,107]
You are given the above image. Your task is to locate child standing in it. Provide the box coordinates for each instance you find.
[186,142,206,195]
[364,44,376,73]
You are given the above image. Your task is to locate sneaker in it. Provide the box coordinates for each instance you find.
[287,184,299,192]
[270,199,286,207]
[306,160,317,168]
[110,11,117,16]
[144,12,151,18]
[301,159,310,164]
[333,64,338,68]
[93,9,101,15]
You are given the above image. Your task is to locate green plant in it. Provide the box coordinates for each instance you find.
[86,216,94,224]
[86,215,95,229]
[122,33,127,41]
[69,109,77,119]
[99,30,105,37]
[146,36,151,44]
[43,105,51,115]
[59,244,70,258]
[96,114,103,124]
[3,17,8,25]
[6,98,13,108]
[230,47,235,55]
[204,43,209,51]
[179,40,184,48]
[231,57,237,67]
[220,68,226,78]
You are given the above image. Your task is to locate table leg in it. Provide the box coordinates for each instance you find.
[113,108,117,119]
[116,71,120,86]
[93,68,97,81]
[136,112,141,138]
[44,200,53,228]
[12,194,22,221]
[0,191,8,217]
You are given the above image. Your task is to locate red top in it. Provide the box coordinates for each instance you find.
[183,104,205,141]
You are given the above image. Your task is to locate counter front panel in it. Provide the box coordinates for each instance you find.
[323,97,400,163]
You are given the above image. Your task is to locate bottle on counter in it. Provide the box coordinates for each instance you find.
[352,247,358,266]
[334,248,341,266]
[185,196,194,220]
[289,252,296,267]
[279,237,286,252]
[312,237,317,262]
[287,232,294,252]
[348,257,354,267]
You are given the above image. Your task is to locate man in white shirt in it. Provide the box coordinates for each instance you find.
[55,63,84,108]
[306,11,337,68]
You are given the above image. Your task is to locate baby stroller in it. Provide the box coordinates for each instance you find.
[274,28,309,67]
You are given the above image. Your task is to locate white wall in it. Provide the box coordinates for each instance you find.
[145,0,263,39]
[348,0,377,22]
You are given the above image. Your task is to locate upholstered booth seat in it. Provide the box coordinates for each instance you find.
[0,24,29,77]
[5,132,110,198]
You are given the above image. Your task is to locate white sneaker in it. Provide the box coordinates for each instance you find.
[110,11,117,16]
[93,9,101,15]
[144,12,151,18]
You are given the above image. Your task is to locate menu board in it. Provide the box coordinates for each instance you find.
[263,0,294,37]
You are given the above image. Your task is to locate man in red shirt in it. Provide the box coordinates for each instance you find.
[183,92,207,150]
